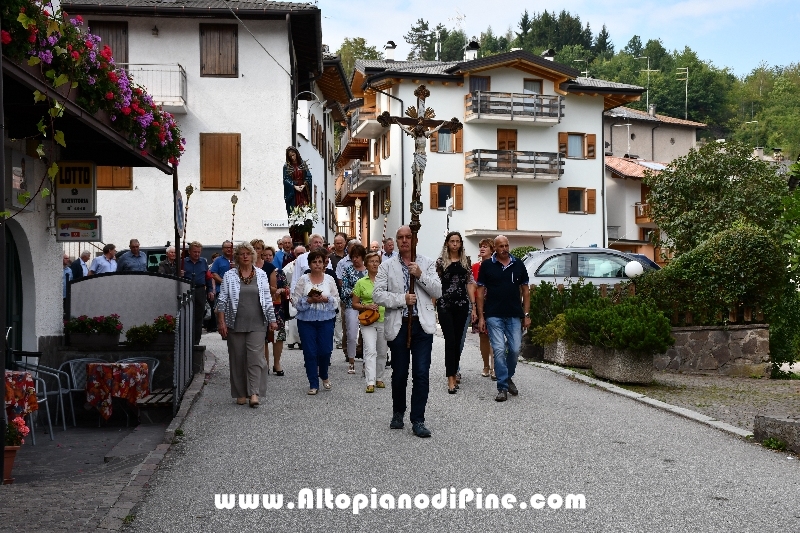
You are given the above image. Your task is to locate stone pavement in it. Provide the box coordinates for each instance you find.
[122,331,798,532]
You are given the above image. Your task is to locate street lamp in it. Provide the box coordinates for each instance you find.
[354,197,362,242]
[612,123,633,157]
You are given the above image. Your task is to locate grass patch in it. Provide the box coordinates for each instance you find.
[122,515,135,525]
[762,437,788,451]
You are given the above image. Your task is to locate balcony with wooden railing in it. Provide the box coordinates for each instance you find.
[336,126,369,169]
[464,149,564,181]
[350,106,386,139]
[337,220,356,239]
[634,202,653,224]
[464,92,564,125]
[336,159,390,206]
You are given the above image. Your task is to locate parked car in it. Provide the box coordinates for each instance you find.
[523,247,659,287]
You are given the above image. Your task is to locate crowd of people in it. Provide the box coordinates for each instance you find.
[62,227,530,438]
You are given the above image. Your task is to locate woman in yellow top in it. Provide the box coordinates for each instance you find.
[351,252,387,393]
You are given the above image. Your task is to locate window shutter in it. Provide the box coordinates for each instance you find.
[558,132,568,154]
[96,166,113,189]
[200,24,237,77]
[497,185,517,230]
[558,187,568,213]
[454,128,463,153]
[89,21,128,64]
[386,130,391,158]
[430,182,439,209]
[200,133,241,190]
[318,125,324,154]
[586,134,597,159]
[454,184,463,210]
[311,116,316,146]
[430,131,438,153]
[586,188,597,214]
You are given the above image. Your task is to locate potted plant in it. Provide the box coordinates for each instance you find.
[125,324,157,347]
[567,297,673,384]
[65,314,123,350]
[288,204,319,235]
[4,416,30,484]
[531,314,592,369]
[152,314,176,350]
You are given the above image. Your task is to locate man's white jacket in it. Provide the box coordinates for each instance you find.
[373,254,442,341]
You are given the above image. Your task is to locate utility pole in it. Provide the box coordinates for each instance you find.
[676,67,689,120]
[636,56,659,109]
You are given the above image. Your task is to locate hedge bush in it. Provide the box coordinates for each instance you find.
[510,246,538,260]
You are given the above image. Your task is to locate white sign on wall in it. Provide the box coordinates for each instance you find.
[262,220,289,228]
[56,161,96,215]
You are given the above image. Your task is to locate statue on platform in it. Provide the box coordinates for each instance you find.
[283,146,312,216]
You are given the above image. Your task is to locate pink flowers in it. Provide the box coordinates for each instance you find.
[105,91,114,100]
[71,51,80,60]
[85,39,94,49]
[107,71,118,83]
[121,106,131,115]
[100,45,113,61]
[1,30,11,46]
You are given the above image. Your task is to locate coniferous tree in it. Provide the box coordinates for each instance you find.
[404,19,434,60]
[593,25,614,60]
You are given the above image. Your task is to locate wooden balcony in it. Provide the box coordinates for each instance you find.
[350,107,386,139]
[634,202,653,224]
[336,160,390,206]
[465,149,564,181]
[337,221,355,239]
[464,92,564,125]
[336,127,369,169]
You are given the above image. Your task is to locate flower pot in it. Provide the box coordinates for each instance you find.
[543,339,593,369]
[69,332,121,350]
[4,446,21,485]
[591,348,654,384]
[152,332,176,350]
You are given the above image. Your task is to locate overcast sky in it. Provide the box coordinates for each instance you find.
[317,0,798,76]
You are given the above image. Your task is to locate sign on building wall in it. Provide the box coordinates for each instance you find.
[55,216,103,242]
[56,161,96,215]
[262,220,289,228]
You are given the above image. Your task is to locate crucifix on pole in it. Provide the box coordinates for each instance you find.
[377,84,462,347]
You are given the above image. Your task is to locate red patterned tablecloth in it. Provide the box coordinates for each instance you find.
[85,363,149,420]
[5,370,38,419]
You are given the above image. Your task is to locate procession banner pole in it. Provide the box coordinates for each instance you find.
[181,184,194,265]
[230,194,238,243]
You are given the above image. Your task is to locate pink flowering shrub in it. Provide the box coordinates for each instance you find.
[64,314,123,334]
[5,416,30,446]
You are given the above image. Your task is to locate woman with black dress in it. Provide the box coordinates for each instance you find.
[436,231,477,394]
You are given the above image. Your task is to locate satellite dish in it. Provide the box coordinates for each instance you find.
[625,261,644,278]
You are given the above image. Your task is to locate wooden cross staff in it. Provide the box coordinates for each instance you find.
[377,85,462,347]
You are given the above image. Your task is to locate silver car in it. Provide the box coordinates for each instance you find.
[523,247,659,287]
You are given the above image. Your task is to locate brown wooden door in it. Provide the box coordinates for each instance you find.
[88,21,128,64]
[497,185,517,230]
[497,129,517,171]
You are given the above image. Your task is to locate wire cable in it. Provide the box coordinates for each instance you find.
[222,0,292,80]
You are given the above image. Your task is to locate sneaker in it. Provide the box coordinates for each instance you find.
[412,422,431,438]
[390,412,404,429]
[336,342,343,349]
[495,390,508,402]
[507,378,519,396]
[375,381,385,388]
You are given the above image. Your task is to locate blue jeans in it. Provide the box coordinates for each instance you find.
[387,318,433,423]
[486,317,521,392]
[297,318,335,389]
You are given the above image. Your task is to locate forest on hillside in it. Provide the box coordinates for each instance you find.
[336,10,800,158]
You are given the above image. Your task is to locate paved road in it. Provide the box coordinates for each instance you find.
[126,332,799,532]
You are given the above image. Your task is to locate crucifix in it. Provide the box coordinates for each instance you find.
[377,85,462,346]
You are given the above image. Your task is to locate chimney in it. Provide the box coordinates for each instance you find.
[648,104,656,117]
[754,147,764,159]
[541,48,555,61]
[384,41,396,62]
[465,40,480,61]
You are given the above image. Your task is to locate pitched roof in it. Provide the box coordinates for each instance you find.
[62,0,316,10]
[605,106,706,128]
[354,60,459,76]
[605,156,666,179]
[446,49,581,79]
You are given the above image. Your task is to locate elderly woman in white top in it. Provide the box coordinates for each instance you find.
[291,249,340,395]
[216,242,278,408]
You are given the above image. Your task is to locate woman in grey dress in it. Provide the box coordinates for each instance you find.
[216,242,278,407]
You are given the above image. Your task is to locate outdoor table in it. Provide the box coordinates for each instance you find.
[85,362,149,420]
[5,370,39,419]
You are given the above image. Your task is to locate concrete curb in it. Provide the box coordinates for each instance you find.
[95,349,218,531]
[524,359,755,440]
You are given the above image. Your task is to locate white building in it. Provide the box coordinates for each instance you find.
[63,0,347,250]
[603,105,705,262]
[336,47,644,259]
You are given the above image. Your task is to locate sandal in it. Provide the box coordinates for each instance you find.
[375,381,385,388]
[481,368,491,377]
[236,397,247,405]
[307,388,318,395]
[347,364,355,374]
[249,395,260,408]
[366,385,375,393]
[272,366,285,376]
[323,380,332,390]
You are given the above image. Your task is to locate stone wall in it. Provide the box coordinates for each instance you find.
[654,324,770,377]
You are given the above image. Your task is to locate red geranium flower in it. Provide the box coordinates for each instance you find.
[71,51,80,60]
[108,71,118,83]
[105,92,114,100]
[85,39,94,49]
[28,33,37,43]
[141,150,148,155]
[121,107,131,115]
[1,30,11,46]
[76,15,84,23]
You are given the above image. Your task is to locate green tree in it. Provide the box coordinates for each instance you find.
[440,29,467,61]
[335,37,383,77]
[593,25,613,60]
[623,35,643,57]
[644,140,786,255]
[404,18,434,60]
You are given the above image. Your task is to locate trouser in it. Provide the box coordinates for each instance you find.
[340,303,348,356]
[486,317,522,392]
[387,317,433,424]
[345,308,360,361]
[361,321,388,386]
[227,331,268,397]
[297,318,335,389]
[438,306,470,377]
[192,287,206,345]
[334,305,343,345]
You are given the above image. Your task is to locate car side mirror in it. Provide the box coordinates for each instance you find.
[625,261,644,278]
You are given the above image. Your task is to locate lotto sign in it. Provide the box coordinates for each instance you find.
[56,162,96,215]
[55,216,102,242]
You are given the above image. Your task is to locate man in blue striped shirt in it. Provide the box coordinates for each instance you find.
[182,241,213,345]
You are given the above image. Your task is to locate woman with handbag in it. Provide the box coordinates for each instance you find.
[292,249,340,395]
[436,231,477,394]
[341,244,368,375]
[351,252,387,393]
[216,242,278,407]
